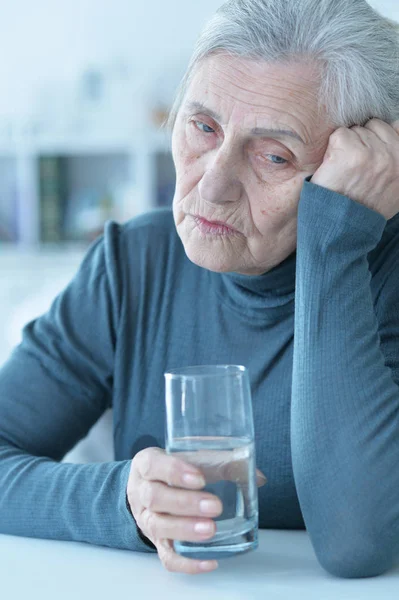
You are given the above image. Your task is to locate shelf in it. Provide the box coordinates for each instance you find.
[0,157,18,242]
[0,128,175,247]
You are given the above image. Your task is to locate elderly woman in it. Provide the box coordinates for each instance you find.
[1,0,399,579]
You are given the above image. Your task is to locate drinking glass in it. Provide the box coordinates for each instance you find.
[164,365,258,560]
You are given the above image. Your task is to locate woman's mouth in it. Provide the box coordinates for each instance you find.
[193,216,238,236]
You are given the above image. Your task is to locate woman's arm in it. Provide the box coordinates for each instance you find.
[0,222,153,553]
[291,179,399,578]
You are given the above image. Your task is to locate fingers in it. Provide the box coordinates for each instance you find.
[363,118,399,143]
[256,468,268,487]
[199,454,267,488]
[328,120,399,150]
[157,539,218,574]
[139,480,223,517]
[135,447,267,489]
[329,121,393,153]
[349,125,377,148]
[134,447,206,489]
[141,509,217,543]
[223,462,267,486]
[129,449,267,575]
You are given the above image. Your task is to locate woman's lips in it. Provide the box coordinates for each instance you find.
[193,216,238,236]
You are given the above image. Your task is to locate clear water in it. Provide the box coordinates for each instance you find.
[168,436,258,559]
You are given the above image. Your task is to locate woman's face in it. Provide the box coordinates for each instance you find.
[172,53,336,275]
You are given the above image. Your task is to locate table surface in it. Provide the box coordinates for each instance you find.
[1,530,398,600]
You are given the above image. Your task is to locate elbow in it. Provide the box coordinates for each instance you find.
[315,536,396,579]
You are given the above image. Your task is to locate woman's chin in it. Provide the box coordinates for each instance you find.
[183,241,236,273]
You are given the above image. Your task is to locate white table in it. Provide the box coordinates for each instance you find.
[1,530,398,600]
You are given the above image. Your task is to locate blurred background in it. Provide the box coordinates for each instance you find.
[0,0,397,461]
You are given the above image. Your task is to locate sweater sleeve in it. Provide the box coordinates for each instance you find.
[0,221,154,553]
[291,179,399,578]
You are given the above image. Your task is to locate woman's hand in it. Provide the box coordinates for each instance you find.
[127,447,267,574]
[312,119,399,220]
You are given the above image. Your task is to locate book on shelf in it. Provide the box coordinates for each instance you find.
[0,189,18,242]
[39,154,130,244]
[0,159,19,243]
[39,155,68,243]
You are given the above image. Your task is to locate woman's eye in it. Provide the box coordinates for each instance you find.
[194,121,215,134]
[267,155,288,165]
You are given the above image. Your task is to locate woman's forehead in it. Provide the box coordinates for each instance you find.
[184,54,324,144]
[189,53,320,98]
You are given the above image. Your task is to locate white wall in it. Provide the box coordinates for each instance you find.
[0,0,224,118]
[368,0,399,17]
[0,0,397,120]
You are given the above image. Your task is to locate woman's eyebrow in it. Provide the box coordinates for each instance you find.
[185,101,222,123]
[184,100,306,144]
[250,127,305,144]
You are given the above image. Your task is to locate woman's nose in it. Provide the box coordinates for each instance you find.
[198,151,243,205]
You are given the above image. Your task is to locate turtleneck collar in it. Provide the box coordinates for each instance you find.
[211,250,297,322]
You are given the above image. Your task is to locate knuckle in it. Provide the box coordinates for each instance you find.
[158,539,197,574]
[166,458,182,486]
[158,542,176,572]
[157,545,168,569]
[143,510,158,541]
[134,511,145,533]
[141,480,157,510]
[137,449,154,479]
[175,491,189,512]
[127,477,139,516]
[162,554,176,572]
[329,129,339,138]
[330,128,344,141]
[128,494,139,518]
[175,490,195,513]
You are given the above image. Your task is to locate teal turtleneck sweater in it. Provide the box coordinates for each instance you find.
[0,180,399,578]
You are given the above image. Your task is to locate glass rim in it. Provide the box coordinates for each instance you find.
[164,364,247,380]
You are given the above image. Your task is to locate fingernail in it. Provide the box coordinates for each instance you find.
[257,474,267,487]
[194,522,214,534]
[199,560,218,571]
[182,473,205,487]
[199,499,221,515]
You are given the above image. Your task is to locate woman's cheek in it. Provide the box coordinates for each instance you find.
[175,128,204,170]
[174,153,204,202]
[173,122,201,163]
[256,177,303,220]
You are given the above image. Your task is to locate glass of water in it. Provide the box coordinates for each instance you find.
[164,365,258,560]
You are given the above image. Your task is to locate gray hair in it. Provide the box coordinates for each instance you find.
[166,0,399,129]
